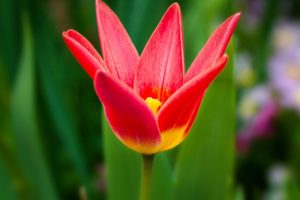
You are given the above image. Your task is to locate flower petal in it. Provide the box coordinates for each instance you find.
[134,3,184,103]
[184,12,240,82]
[96,0,139,87]
[62,29,106,79]
[157,55,228,151]
[94,71,161,154]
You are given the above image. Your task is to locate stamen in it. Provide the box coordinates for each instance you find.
[145,97,162,115]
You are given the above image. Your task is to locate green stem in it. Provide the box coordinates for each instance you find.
[139,154,155,200]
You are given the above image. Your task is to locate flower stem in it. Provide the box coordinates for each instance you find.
[139,154,155,200]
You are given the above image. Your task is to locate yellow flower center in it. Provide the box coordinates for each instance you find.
[145,97,161,115]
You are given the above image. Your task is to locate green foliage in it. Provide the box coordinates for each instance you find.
[11,14,58,200]
[0,160,18,200]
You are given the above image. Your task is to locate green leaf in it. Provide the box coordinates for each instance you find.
[174,43,236,200]
[0,61,10,131]
[0,0,20,81]
[235,187,245,200]
[11,13,58,200]
[31,0,89,187]
[0,159,18,200]
[286,178,300,200]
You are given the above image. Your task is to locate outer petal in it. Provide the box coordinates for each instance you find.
[94,71,161,154]
[96,0,139,87]
[157,55,228,151]
[134,3,184,103]
[184,12,240,82]
[62,29,106,79]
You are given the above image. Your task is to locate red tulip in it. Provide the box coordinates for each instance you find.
[63,0,240,154]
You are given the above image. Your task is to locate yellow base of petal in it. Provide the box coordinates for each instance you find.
[119,136,160,155]
[113,122,188,154]
[116,126,187,154]
[159,126,187,152]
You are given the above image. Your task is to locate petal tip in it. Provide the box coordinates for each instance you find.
[170,2,180,10]
[95,0,102,6]
[230,12,242,25]
[62,31,67,36]
[234,12,242,18]
[168,2,181,17]
[222,54,229,61]
[96,0,110,13]
[62,29,76,38]
[62,30,105,79]
[62,29,72,37]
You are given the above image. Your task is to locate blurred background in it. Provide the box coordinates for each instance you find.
[1,0,300,199]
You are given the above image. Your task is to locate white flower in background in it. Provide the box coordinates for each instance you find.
[263,164,289,200]
[239,85,272,121]
[236,52,256,87]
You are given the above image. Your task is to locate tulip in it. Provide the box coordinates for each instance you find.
[62,1,240,155]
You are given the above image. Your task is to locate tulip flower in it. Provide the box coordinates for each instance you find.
[62,0,240,155]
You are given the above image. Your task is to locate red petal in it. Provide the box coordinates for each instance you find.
[96,0,139,87]
[134,3,184,103]
[94,71,161,154]
[158,55,228,147]
[62,29,106,79]
[184,12,240,82]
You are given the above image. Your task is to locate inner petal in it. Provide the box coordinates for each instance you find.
[140,87,173,104]
[134,3,184,103]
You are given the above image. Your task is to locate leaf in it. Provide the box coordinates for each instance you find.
[0,62,10,131]
[11,13,58,200]
[31,0,90,187]
[286,178,300,200]
[0,159,18,200]
[234,187,245,200]
[174,43,236,200]
[0,0,20,81]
